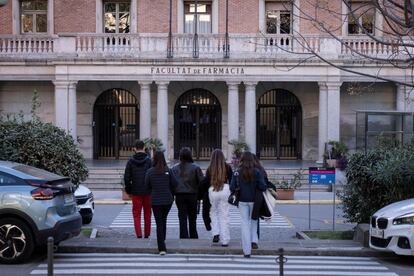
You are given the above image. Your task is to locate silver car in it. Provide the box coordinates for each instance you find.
[370,198,414,256]
[0,161,82,264]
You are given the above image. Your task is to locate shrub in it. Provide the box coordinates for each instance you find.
[339,140,414,223]
[0,94,88,186]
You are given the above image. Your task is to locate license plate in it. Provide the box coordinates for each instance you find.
[371,228,384,238]
[64,194,74,204]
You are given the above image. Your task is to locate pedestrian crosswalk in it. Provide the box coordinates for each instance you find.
[30,253,399,275]
[110,204,292,228]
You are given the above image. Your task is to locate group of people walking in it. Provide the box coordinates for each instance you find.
[124,140,271,257]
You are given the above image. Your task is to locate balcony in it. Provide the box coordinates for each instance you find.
[0,33,404,61]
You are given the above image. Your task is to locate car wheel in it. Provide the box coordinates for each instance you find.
[82,216,93,225]
[0,218,34,264]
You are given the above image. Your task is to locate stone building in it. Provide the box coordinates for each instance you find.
[0,0,413,162]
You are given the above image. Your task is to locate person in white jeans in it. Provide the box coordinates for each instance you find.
[201,149,233,246]
[209,183,231,245]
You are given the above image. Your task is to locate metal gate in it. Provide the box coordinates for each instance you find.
[257,89,302,159]
[93,89,139,159]
[174,89,221,160]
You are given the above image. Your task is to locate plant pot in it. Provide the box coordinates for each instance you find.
[326,159,337,168]
[122,190,132,201]
[276,189,294,200]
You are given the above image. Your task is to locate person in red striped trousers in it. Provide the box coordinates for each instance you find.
[124,140,152,238]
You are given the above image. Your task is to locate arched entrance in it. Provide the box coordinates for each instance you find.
[257,89,302,159]
[93,89,139,159]
[174,89,222,160]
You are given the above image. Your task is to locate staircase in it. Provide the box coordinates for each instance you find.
[83,166,331,192]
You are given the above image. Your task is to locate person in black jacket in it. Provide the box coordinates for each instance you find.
[124,140,152,239]
[145,150,177,255]
[171,148,204,239]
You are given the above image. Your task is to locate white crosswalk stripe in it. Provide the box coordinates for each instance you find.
[30,253,399,276]
[110,204,292,228]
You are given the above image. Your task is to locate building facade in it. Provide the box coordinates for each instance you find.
[0,0,413,161]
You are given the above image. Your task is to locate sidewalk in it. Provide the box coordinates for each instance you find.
[58,229,391,258]
[93,190,342,205]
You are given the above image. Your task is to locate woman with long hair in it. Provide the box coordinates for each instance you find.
[230,151,267,257]
[203,149,233,246]
[145,151,177,255]
[171,148,204,239]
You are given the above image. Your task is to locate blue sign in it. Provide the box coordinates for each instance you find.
[309,167,335,185]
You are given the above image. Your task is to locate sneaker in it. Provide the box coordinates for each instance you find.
[159,251,166,256]
[212,235,220,243]
[137,236,142,239]
[144,236,149,239]
[252,243,258,249]
[244,254,251,258]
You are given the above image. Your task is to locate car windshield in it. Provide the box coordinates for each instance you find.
[12,165,63,180]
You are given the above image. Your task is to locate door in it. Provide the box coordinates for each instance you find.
[93,89,139,159]
[257,89,302,159]
[174,89,221,160]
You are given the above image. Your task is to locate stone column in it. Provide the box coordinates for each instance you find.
[317,82,328,163]
[245,82,257,154]
[139,81,152,139]
[157,82,169,159]
[53,81,78,141]
[227,82,240,159]
[326,82,342,142]
[396,84,407,111]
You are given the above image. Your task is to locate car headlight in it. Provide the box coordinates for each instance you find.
[393,214,414,225]
[88,192,93,199]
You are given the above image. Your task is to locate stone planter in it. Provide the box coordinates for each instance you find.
[122,190,132,201]
[276,189,294,200]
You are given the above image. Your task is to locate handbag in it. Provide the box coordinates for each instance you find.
[228,171,240,206]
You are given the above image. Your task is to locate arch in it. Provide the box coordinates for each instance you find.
[257,89,302,159]
[174,88,222,160]
[93,88,139,159]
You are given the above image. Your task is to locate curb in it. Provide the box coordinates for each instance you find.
[57,244,394,258]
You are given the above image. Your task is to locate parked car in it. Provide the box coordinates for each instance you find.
[0,161,82,264]
[370,198,414,256]
[74,185,94,224]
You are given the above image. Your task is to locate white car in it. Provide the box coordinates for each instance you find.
[74,185,94,224]
[370,198,414,256]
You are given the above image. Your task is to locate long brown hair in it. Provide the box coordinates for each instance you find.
[208,149,227,191]
[239,151,255,182]
[153,150,167,173]
[253,154,268,178]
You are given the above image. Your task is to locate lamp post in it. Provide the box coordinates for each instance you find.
[224,0,230,58]
[167,0,173,58]
[193,0,199,58]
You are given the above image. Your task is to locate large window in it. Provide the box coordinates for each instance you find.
[348,1,375,35]
[20,0,47,34]
[266,1,292,34]
[184,2,212,34]
[104,2,130,33]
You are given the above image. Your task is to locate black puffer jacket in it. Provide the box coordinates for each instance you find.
[171,162,204,194]
[145,168,178,206]
[124,152,152,195]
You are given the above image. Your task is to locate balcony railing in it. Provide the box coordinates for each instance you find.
[0,33,407,61]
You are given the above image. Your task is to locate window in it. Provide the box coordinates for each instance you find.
[20,0,47,34]
[265,1,292,34]
[348,1,375,35]
[104,2,130,33]
[184,2,212,34]
[0,173,26,186]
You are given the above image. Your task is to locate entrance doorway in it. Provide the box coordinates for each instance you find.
[257,89,302,159]
[93,89,139,159]
[174,89,221,160]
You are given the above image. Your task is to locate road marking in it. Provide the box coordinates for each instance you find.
[31,253,399,276]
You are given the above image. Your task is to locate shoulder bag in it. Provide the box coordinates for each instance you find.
[228,171,240,206]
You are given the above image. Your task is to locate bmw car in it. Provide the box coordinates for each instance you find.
[370,198,414,256]
[0,161,82,263]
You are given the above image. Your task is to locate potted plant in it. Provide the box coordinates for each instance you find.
[143,137,164,157]
[228,139,249,168]
[324,140,348,169]
[275,170,303,200]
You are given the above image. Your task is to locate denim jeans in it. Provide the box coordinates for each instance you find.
[238,202,258,255]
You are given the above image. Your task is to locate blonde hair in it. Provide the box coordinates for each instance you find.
[208,149,227,192]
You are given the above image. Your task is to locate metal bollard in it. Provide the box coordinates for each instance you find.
[275,248,287,276]
[47,237,54,276]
